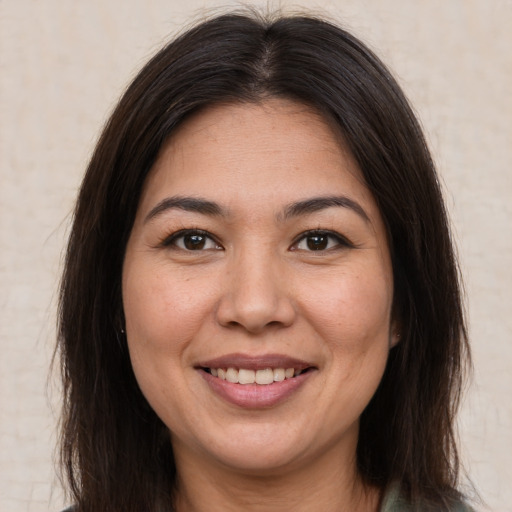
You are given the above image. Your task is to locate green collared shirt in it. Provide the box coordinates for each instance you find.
[61,486,473,512]
[381,485,473,512]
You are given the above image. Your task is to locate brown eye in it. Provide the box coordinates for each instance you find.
[293,230,352,252]
[183,233,207,250]
[163,230,222,251]
[306,234,329,250]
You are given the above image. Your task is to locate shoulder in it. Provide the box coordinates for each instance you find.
[59,507,75,512]
[380,484,474,512]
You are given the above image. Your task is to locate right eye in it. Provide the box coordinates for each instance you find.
[162,230,222,251]
[290,229,354,252]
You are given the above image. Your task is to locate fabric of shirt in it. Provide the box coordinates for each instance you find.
[380,484,474,512]
[60,485,473,511]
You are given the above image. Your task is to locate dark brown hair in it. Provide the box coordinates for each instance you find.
[58,10,470,511]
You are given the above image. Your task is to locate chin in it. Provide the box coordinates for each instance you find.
[176,421,310,474]
[212,445,307,476]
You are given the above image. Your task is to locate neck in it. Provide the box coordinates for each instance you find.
[172,442,381,512]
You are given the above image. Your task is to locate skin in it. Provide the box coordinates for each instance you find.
[122,99,398,512]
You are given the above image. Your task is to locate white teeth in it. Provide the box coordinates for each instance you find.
[255,368,274,385]
[238,368,255,385]
[226,367,238,383]
[208,367,304,384]
[273,368,285,382]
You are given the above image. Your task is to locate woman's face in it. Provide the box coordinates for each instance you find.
[122,99,396,475]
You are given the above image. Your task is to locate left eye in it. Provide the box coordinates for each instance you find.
[163,230,222,251]
[293,231,349,251]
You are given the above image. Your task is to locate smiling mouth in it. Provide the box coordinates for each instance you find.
[202,367,312,385]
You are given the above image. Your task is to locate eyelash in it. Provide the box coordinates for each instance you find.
[291,230,354,252]
[160,229,222,251]
[160,228,353,253]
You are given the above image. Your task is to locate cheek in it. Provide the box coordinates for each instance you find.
[122,270,216,421]
[298,263,393,401]
[301,266,393,346]
[122,265,214,417]
[123,263,216,354]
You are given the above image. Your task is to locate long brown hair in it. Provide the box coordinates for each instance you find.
[58,10,470,511]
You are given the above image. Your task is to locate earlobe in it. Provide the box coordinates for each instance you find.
[389,320,402,348]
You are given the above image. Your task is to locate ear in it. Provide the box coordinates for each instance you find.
[389,320,402,348]
[113,303,126,335]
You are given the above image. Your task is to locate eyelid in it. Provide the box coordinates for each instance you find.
[290,229,354,251]
[160,228,223,250]
[158,228,352,251]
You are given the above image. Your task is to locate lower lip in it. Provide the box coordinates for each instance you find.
[199,370,314,408]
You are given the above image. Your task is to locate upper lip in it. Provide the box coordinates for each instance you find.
[197,353,315,371]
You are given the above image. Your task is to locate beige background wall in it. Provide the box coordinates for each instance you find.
[1,1,510,511]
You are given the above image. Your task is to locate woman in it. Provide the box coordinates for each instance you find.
[57,10,472,512]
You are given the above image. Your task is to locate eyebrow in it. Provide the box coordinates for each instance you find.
[144,194,369,224]
[144,196,226,223]
[282,196,370,222]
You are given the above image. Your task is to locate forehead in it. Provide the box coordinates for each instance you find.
[163,99,349,165]
[137,99,376,214]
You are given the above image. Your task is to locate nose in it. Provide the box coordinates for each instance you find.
[215,249,296,333]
